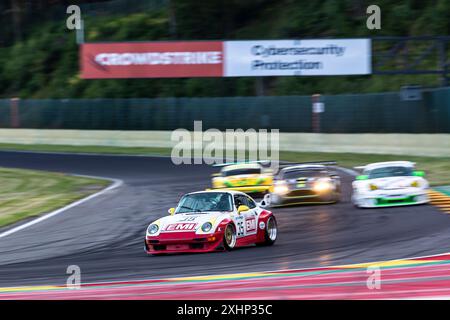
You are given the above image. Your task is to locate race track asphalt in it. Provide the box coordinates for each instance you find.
[0,151,449,287]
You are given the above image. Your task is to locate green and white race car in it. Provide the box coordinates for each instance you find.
[351,161,429,208]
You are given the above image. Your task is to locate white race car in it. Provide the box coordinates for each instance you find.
[351,161,429,208]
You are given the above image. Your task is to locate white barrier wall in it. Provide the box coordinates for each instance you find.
[0,129,448,157]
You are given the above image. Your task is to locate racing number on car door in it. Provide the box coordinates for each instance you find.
[236,220,245,237]
[243,195,258,236]
[233,195,258,237]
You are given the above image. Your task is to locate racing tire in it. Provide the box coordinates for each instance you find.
[257,216,277,246]
[223,224,237,251]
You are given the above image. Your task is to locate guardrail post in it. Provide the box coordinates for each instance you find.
[311,94,322,133]
[10,97,20,128]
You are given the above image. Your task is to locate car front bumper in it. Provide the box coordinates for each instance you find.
[270,189,338,206]
[352,190,429,208]
[145,230,224,254]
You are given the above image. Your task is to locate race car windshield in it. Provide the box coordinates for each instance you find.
[223,168,261,176]
[176,192,233,213]
[367,166,413,179]
[282,170,329,179]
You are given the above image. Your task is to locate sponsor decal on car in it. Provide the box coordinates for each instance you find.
[165,223,197,232]
[246,217,257,232]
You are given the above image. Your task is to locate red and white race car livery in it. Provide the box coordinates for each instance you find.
[145,190,277,255]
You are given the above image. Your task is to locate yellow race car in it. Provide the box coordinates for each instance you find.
[211,162,273,195]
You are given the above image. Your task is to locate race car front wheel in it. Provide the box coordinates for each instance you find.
[223,224,237,250]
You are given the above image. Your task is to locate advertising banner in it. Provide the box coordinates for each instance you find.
[80,39,371,79]
[81,41,224,79]
[224,39,371,76]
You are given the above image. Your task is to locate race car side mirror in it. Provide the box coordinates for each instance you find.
[168,208,175,215]
[412,171,425,177]
[237,205,250,214]
[258,194,271,208]
[356,175,368,180]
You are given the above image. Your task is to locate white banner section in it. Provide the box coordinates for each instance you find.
[224,39,371,76]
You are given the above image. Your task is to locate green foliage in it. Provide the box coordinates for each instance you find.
[0,0,448,98]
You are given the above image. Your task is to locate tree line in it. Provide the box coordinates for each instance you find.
[0,0,449,98]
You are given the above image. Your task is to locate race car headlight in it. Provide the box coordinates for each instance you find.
[313,179,332,193]
[273,182,289,195]
[411,180,420,188]
[147,224,159,235]
[201,222,213,233]
[369,183,378,191]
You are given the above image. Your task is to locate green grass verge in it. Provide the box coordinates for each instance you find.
[0,143,448,186]
[0,167,110,228]
[0,143,172,156]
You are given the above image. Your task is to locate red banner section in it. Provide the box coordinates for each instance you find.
[81,42,224,79]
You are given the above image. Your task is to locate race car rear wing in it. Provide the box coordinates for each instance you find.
[276,160,337,169]
[212,160,336,167]
[354,161,417,171]
[211,160,337,176]
[212,160,271,167]
[277,160,337,166]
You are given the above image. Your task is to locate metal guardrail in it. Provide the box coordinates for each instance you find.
[0,87,449,133]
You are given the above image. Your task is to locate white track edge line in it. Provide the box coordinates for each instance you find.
[0,174,123,239]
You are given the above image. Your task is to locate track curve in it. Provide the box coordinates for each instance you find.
[0,151,449,287]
